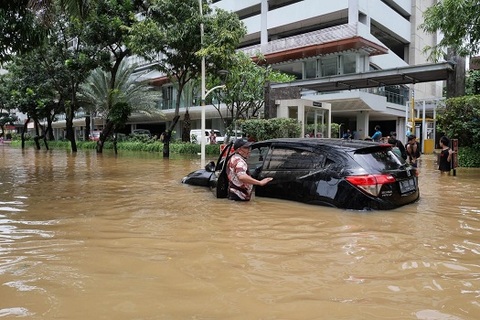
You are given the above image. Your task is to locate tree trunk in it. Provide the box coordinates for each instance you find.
[66,106,77,152]
[47,117,54,141]
[21,117,30,149]
[182,110,191,142]
[446,49,466,98]
[96,121,115,154]
[113,128,118,155]
[33,118,41,150]
[163,115,180,158]
[85,115,91,141]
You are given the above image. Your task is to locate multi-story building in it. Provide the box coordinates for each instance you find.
[197,0,444,142]
[44,0,449,145]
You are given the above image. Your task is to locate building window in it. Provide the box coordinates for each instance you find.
[343,54,357,74]
[161,85,174,110]
[321,56,338,76]
[304,59,317,79]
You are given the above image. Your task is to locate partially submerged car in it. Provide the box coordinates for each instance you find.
[181,138,420,210]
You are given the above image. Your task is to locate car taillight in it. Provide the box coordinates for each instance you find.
[345,174,396,196]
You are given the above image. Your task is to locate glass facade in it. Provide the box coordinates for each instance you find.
[301,53,361,80]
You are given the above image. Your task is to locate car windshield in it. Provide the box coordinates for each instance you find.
[353,148,405,172]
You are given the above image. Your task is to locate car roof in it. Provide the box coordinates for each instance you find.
[252,138,390,152]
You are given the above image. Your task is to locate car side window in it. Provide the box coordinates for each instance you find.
[247,146,269,173]
[265,147,325,170]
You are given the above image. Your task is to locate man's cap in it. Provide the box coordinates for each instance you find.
[390,131,397,137]
[234,139,253,150]
[407,134,416,141]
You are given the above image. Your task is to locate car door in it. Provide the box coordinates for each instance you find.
[252,143,325,202]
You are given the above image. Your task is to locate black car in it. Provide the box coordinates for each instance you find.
[181,138,420,210]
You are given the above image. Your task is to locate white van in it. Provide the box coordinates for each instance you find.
[224,130,245,143]
[190,129,224,144]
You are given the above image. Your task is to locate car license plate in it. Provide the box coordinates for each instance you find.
[399,178,416,193]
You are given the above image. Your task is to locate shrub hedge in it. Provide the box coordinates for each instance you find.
[9,140,221,155]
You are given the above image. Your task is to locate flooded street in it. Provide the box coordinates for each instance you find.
[0,145,479,319]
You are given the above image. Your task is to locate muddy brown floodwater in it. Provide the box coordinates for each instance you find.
[0,145,479,319]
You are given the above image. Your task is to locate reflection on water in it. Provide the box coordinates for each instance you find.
[1,146,479,319]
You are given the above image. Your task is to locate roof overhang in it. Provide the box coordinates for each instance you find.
[255,37,388,65]
[272,61,455,92]
[241,24,388,65]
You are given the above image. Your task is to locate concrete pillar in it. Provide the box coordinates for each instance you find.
[348,0,359,25]
[260,0,268,52]
[356,111,369,139]
[298,104,305,137]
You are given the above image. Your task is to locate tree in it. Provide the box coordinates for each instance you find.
[240,118,301,141]
[0,0,48,63]
[0,112,17,139]
[466,70,480,95]
[0,77,17,139]
[1,51,66,149]
[41,9,98,152]
[128,0,246,157]
[78,60,164,154]
[27,0,92,21]
[436,95,480,149]
[79,0,148,153]
[209,52,295,137]
[420,0,480,62]
[0,0,93,63]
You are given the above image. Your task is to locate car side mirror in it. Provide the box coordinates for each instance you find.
[205,161,215,172]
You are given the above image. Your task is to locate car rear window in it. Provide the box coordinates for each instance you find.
[352,147,405,172]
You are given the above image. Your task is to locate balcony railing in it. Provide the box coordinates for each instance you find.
[366,86,408,105]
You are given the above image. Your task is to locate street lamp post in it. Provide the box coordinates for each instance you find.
[200,0,206,167]
[200,83,226,168]
[199,0,226,167]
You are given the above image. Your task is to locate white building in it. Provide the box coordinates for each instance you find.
[193,0,445,144]
[43,0,449,146]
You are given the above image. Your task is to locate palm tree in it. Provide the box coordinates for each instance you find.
[78,60,164,153]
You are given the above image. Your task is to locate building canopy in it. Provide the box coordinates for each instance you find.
[271,61,454,93]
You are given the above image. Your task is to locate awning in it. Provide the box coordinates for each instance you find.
[271,61,455,92]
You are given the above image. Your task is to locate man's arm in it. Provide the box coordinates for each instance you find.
[238,174,273,186]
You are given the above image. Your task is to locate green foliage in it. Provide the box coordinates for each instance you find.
[78,60,164,132]
[240,118,301,141]
[436,95,480,149]
[127,133,155,143]
[0,113,17,126]
[421,0,480,61]
[10,140,221,155]
[128,0,246,117]
[331,123,340,138]
[0,0,49,62]
[466,70,480,95]
[209,52,295,126]
[457,147,480,167]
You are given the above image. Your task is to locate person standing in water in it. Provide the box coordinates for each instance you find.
[438,136,454,173]
[227,139,273,201]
